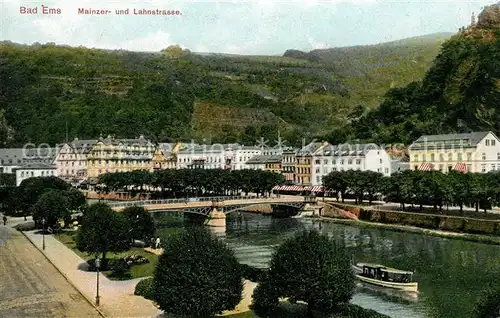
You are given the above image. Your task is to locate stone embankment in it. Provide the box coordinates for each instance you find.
[318,202,500,244]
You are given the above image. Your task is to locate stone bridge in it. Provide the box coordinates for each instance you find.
[108,196,315,227]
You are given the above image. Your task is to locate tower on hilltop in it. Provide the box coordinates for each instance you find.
[471,12,476,26]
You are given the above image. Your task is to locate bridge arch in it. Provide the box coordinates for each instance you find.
[223,202,305,214]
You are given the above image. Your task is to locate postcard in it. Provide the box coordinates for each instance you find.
[1,1,500,318]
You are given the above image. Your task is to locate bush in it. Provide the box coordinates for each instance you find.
[109,259,132,279]
[472,285,500,318]
[239,263,268,282]
[334,304,390,318]
[153,226,243,317]
[135,277,154,300]
[15,222,36,231]
[253,230,355,316]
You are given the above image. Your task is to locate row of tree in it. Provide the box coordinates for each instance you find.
[323,170,500,213]
[98,169,284,198]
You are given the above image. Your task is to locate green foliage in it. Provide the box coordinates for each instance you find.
[153,226,243,317]
[324,169,500,214]
[100,168,284,198]
[75,202,132,268]
[0,173,15,187]
[122,206,155,242]
[0,35,446,146]
[32,189,70,229]
[64,188,86,211]
[238,263,268,282]
[253,230,355,316]
[472,285,500,318]
[134,277,154,300]
[343,27,500,144]
[17,176,70,214]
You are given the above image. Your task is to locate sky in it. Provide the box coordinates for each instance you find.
[1,0,497,55]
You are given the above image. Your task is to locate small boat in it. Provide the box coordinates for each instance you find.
[352,262,418,292]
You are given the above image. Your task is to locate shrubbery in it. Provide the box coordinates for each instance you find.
[153,227,243,317]
[252,230,355,316]
[239,263,268,282]
[472,285,500,318]
[134,277,154,300]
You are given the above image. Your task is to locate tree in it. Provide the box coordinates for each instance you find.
[64,188,86,212]
[323,171,349,202]
[122,206,155,243]
[253,230,355,316]
[472,285,500,318]
[32,190,70,229]
[153,227,243,317]
[75,203,131,269]
[18,176,70,214]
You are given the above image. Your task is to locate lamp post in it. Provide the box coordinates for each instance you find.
[95,256,101,306]
[42,218,46,250]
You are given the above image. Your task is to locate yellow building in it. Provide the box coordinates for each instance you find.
[408,131,500,173]
[86,135,155,180]
[295,141,327,185]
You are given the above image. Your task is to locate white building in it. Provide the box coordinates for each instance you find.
[176,144,230,169]
[1,147,56,174]
[409,131,500,173]
[311,143,392,186]
[231,146,262,170]
[15,163,58,186]
[54,138,97,183]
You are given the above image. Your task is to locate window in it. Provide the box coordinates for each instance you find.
[481,164,486,172]
[348,159,352,165]
[467,153,472,161]
[324,159,328,165]
[498,153,500,160]
[340,159,344,165]
[356,159,361,165]
[385,168,389,174]
[414,155,419,161]
[423,154,427,161]
[380,158,383,164]
[457,153,462,161]
[332,160,336,165]
[448,153,453,161]
[492,140,496,146]
[377,168,381,172]
[482,153,486,160]
[315,159,320,164]
[439,164,444,171]
[430,153,435,161]
[315,168,320,173]
[491,164,495,171]
[486,139,490,146]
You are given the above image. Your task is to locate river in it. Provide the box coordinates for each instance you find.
[153,212,500,318]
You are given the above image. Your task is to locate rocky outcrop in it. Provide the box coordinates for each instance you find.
[477,3,500,29]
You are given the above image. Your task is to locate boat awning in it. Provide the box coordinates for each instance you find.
[380,268,414,275]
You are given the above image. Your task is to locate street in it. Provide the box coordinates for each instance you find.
[0,224,101,317]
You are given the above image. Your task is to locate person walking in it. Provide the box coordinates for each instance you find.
[3,215,7,226]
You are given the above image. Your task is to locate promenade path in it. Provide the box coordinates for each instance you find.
[0,221,102,317]
[20,224,162,318]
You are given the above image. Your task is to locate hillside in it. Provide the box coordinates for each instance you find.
[339,3,500,145]
[0,33,450,147]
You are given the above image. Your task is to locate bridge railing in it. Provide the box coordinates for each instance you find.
[107,195,267,208]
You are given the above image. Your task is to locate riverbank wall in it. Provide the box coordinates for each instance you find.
[324,202,500,236]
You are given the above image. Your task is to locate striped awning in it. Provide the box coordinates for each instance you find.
[418,162,435,171]
[303,186,313,191]
[311,186,325,192]
[453,162,468,173]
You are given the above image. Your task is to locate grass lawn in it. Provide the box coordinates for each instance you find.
[226,311,258,318]
[54,230,159,280]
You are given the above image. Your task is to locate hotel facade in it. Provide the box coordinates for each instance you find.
[409,131,500,173]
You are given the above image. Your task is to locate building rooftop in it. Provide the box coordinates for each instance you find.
[246,155,282,164]
[15,163,57,170]
[409,131,494,149]
[0,148,56,166]
[314,143,382,157]
[96,135,154,147]
[297,141,327,156]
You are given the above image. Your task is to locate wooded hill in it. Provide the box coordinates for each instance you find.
[0,32,451,147]
[339,3,500,145]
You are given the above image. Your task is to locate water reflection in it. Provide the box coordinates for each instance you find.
[156,212,500,318]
